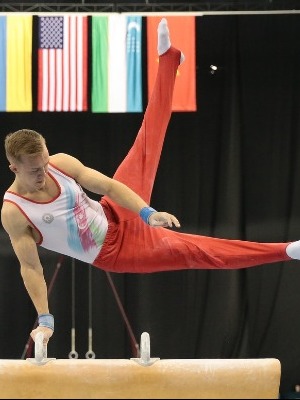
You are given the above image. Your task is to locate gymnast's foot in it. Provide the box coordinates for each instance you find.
[157,18,185,64]
[286,241,300,260]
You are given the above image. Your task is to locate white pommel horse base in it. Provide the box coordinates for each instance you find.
[0,332,281,399]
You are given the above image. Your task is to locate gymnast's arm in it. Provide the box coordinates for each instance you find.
[51,153,181,228]
[1,202,53,343]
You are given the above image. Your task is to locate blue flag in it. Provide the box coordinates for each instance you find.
[126,15,142,112]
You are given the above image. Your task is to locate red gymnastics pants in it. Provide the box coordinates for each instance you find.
[94,46,291,273]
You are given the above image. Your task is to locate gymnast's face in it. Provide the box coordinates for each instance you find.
[10,145,50,192]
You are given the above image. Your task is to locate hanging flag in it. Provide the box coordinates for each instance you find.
[0,17,6,112]
[92,14,142,113]
[0,15,32,112]
[147,16,197,112]
[37,15,88,112]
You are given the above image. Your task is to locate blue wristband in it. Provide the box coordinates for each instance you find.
[139,206,157,224]
[38,313,54,331]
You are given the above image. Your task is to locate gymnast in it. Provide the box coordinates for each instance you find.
[1,18,300,345]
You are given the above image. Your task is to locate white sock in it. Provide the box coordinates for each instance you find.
[157,17,185,64]
[286,241,300,259]
[157,18,171,56]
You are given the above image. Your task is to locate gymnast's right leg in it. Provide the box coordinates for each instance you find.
[101,19,183,221]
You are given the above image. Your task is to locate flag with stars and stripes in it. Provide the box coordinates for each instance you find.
[37,15,88,112]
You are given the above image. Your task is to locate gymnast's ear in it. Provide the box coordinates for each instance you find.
[9,163,18,174]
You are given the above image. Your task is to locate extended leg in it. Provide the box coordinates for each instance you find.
[94,220,291,272]
[101,19,182,221]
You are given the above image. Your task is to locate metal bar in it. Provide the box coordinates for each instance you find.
[0,2,300,14]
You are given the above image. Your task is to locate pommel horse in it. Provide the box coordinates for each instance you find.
[0,332,281,399]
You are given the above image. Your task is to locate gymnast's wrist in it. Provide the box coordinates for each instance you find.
[38,313,54,331]
[139,206,157,224]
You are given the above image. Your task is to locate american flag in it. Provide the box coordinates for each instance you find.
[38,15,88,112]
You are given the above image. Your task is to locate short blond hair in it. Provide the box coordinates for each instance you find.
[5,129,46,162]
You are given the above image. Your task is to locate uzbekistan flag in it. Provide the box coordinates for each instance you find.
[0,15,32,112]
[91,14,143,113]
[147,16,197,112]
[37,15,88,112]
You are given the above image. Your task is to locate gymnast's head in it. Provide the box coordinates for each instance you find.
[5,129,47,164]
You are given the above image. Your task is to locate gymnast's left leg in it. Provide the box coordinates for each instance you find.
[95,224,293,273]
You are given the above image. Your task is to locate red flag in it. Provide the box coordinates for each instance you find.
[147,16,196,112]
[37,15,88,112]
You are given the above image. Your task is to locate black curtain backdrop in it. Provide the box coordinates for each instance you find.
[1,14,300,395]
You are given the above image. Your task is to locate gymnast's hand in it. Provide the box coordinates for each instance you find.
[30,326,53,344]
[148,211,181,228]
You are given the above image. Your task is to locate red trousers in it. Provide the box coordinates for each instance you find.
[94,47,290,273]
